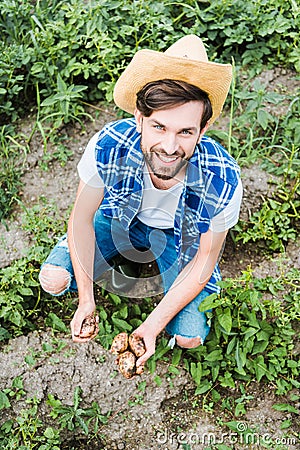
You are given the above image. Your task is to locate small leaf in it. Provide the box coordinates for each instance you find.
[272,404,299,414]
[226,336,237,355]
[190,361,202,385]
[0,391,11,410]
[17,287,34,296]
[168,365,180,376]
[25,354,36,366]
[205,349,223,362]
[171,348,182,366]
[111,317,132,331]
[217,307,232,333]
[198,293,221,311]
[46,313,68,332]
[280,420,292,429]
[257,108,269,130]
[195,380,212,395]
[252,339,269,354]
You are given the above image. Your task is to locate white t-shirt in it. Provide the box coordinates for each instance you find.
[77,132,243,232]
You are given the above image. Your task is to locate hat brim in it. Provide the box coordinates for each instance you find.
[113,50,232,123]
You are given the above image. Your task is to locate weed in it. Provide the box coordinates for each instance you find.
[0,125,28,223]
[234,160,299,252]
[48,386,109,436]
[0,198,69,340]
[0,395,61,450]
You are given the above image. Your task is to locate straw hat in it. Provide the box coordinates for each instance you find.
[113,34,232,124]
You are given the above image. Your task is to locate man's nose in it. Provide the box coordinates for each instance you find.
[161,133,179,155]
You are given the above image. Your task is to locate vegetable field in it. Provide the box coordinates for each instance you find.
[0,1,299,449]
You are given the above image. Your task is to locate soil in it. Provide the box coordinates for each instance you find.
[0,68,299,449]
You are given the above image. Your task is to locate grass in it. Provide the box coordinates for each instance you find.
[0,0,299,448]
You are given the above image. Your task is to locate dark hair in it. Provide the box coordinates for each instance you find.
[136,79,212,130]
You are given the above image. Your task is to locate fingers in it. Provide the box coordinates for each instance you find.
[70,305,98,343]
[135,347,155,373]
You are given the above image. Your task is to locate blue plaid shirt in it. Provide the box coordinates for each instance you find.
[95,118,240,293]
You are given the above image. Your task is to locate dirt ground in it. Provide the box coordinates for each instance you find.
[0,68,299,449]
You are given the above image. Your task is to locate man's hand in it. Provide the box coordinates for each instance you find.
[131,324,157,374]
[70,301,97,342]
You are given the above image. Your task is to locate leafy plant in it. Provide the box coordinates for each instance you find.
[41,74,90,129]
[48,386,108,436]
[0,396,61,450]
[0,124,28,222]
[193,268,299,396]
[0,199,69,340]
[234,146,299,252]
[0,0,299,125]
[147,266,299,406]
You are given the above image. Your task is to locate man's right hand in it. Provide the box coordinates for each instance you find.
[70,301,97,342]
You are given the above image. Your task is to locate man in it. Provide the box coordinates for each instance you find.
[39,35,242,373]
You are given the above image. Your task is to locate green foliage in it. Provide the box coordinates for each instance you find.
[95,291,154,349]
[234,144,299,252]
[0,395,61,450]
[182,267,300,398]
[234,183,299,252]
[40,74,90,129]
[147,266,299,408]
[0,379,108,448]
[0,125,28,222]
[48,386,108,435]
[209,75,300,165]
[0,199,68,339]
[0,257,41,339]
[0,0,299,125]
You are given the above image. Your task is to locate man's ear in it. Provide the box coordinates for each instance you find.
[134,108,143,133]
[197,121,210,143]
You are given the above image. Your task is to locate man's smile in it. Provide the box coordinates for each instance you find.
[154,152,182,165]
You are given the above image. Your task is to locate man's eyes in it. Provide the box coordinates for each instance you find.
[153,126,193,135]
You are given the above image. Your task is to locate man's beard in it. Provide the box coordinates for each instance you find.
[142,145,188,180]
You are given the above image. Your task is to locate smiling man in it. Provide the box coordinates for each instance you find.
[39,35,242,373]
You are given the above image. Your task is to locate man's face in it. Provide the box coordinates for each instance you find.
[135,101,208,181]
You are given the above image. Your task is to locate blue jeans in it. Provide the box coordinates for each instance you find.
[41,210,211,342]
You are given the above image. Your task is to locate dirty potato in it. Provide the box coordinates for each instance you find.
[129,333,146,358]
[110,332,129,355]
[118,351,136,379]
[80,313,99,339]
[110,332,146,379]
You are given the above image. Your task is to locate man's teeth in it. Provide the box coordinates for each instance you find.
[158,154,177,162]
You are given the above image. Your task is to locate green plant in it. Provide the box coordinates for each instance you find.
[0,199,69,340]
[0,257,41,339]
[196,268,299,394]
[0,124,28,222]
[148,266,299,409]
[0,376,26,410]
[0,395,61,450]
[0,0,299,126]
[40,74,90,129]
[234,151,299,252]
[47,386,109,436]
